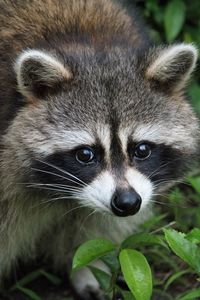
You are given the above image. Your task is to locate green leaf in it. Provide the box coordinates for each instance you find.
[89,266,111,291]
[72,238,116,271]
[119,249,152,300]
[176,288,200,300]
[164,0,186,42]
[15,285,42,300]
[186,228,200,244]
[164,229,200,274]
[122,233,165,249]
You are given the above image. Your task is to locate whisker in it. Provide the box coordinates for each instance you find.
[147,163,171,180]
[26,182,82,192]
[26,184,80,194]
[30,195,81,209]
[31,167,83,187]
[61,204,88,218]
[152,193,171,200]
[41,195,80,205]
[153,178,186,188]
[148,158,182,181]
[151,200,188,209]
[48,195,80,201]
[35,159,88,187]
[19,182,82,189]
[80,209,97,232]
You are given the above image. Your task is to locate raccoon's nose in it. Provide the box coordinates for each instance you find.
[111,188,142,217]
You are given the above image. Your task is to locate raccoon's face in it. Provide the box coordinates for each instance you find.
[2,45,199,217]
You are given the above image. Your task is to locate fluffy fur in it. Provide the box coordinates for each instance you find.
[0,0,199,298]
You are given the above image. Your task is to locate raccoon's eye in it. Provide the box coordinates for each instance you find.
[134,143,151,160]
[76,147,95,164]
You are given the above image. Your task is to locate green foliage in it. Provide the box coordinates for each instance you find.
[70,172,200,299]
[121,232,165,249]
[176,288,200,300]
[164,0,186,42]
[164,229,200,274]
[119,249,152,300]
[138,0,200,116]
[72,238,116,271]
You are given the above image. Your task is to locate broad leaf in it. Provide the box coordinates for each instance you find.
[72,238,116,271]
[119,249,152,300]
[164,229,200,274]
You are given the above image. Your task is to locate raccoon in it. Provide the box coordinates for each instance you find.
[0,0,199,298]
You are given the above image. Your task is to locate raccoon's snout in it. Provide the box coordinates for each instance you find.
[111,188,142,217]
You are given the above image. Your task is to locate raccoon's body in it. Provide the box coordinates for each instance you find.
[0,0,199,298]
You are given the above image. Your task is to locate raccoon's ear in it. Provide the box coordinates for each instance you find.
[146,44,198,92]
[15,50,72,98]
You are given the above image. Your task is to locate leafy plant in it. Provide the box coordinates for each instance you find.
[71,220,200,299]
[71,172,200,299]
[72,238,153,300]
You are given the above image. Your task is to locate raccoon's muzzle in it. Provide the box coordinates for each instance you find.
[111,188,142,217]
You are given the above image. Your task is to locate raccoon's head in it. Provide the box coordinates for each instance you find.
[2,44,199,217]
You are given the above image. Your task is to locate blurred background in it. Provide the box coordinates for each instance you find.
[135,0,200,116]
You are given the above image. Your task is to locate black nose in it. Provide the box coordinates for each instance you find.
[111,188,142,217]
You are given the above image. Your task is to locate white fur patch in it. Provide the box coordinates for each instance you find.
[133,122,197,150]
[33,130,95,155]
[119,120,198,151]
[118,127,131,154]
[81,171,116,212]
[96,124,111,160]
[125,168,153,210]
